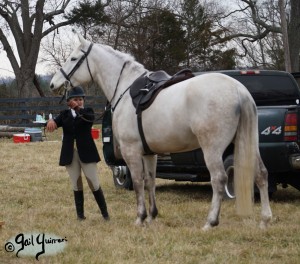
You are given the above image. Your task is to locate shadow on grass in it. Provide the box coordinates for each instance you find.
[271,186,300,203]
[155,182,212,201]
[155,181,300,203]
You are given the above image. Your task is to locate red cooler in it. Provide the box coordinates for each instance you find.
[13,133,31,143]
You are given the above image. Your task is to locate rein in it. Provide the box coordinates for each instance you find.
[108,61,127,112]
[59,89,67,104]
[75,109,105,123]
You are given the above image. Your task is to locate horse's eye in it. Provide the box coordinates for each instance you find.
[71,57,77,61]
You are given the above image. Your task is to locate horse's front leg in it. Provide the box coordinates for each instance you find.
[122,149,147,225]
[143,154,158,223]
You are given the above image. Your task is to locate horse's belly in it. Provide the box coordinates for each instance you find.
[148,131,199,153]
[142,109,199,153]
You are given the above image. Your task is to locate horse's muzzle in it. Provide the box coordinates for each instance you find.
[49,84,65,95]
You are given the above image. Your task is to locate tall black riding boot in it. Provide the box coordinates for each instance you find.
[92,188,109,220]
[73,191,86,220]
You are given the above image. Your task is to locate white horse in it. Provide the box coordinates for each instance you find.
[50,31,272,230]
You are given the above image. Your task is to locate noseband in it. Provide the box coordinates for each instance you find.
[60,43,94,88]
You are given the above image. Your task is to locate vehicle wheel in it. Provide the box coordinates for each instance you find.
[224,155,235,199]
[112,166,133,190]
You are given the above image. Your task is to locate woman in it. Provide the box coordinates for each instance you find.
[47,86,109,221]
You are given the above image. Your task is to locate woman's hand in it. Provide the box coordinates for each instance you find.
[67,99,80,111]
[46,119,57,132]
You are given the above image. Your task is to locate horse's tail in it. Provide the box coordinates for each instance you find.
[234,89,258,216]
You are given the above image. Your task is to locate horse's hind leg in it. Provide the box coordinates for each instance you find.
[202,149,227,231]
[255,154,272,229]
[143,155,158,223]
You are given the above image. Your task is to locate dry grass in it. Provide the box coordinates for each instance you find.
[0,128,300,263]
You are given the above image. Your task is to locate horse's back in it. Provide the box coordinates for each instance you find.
[146,72,246,118]
[188,72,249,99]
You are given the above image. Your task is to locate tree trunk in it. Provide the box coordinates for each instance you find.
[279,0,291,72]
[33,75,45,97]
[0,126,25,132]
[15,70,42,97]
[16,79,30,98]
[288,0,300,72]
[0,132,16,138]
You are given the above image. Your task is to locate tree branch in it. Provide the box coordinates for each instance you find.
[240,0,281,33]
[0,27,20,76]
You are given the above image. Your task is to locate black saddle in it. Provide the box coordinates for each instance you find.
[130,69,195,113]
[148,70,170,82]
[129,69,195,155]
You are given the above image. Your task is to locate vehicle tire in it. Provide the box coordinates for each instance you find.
[223,155,235,199]
[112,166,133,190]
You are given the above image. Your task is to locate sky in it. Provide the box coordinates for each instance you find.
[0,50,47,78]
[0,52,15,78]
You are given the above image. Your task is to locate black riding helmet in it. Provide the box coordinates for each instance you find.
[66,86,85,101]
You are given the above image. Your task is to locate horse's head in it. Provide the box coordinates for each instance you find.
[49,30,94,95]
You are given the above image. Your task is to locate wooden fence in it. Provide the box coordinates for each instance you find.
[0,96,106,127]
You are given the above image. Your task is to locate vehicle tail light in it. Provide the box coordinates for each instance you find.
[284,112,298,141]
[240,70,260,75]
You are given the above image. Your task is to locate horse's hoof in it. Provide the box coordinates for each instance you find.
[259,214,272,229]
[259,220,270,230]
[146,216,154,224]
[135,218,144,226]
[202,223,212,232]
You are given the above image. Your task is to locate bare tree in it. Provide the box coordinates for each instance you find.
[0,0,76,97]
[100,0,142,49]
[40,31,75,72]
[220,0,300,72]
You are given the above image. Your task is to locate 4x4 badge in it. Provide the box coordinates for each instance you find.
[261,126,282,135]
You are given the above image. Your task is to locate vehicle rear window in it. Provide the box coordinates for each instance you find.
[292,73,300,89]
[229,75,300,106]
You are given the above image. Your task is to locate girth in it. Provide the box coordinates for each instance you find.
[129,69,195,155]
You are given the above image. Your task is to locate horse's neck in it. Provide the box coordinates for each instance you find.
[93,46,146,102]
[111,62,147,105]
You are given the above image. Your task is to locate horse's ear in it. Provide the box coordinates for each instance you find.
[72,28,89,47]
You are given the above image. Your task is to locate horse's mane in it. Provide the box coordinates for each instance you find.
[97,43,145,71]
[100,44,134,61]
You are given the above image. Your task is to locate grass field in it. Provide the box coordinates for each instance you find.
[0,128,300,264]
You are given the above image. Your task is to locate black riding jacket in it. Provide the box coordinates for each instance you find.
[53,108,100,166]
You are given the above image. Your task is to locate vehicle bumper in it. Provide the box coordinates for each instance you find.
[259,142,300,172]
[289,154,300,170]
